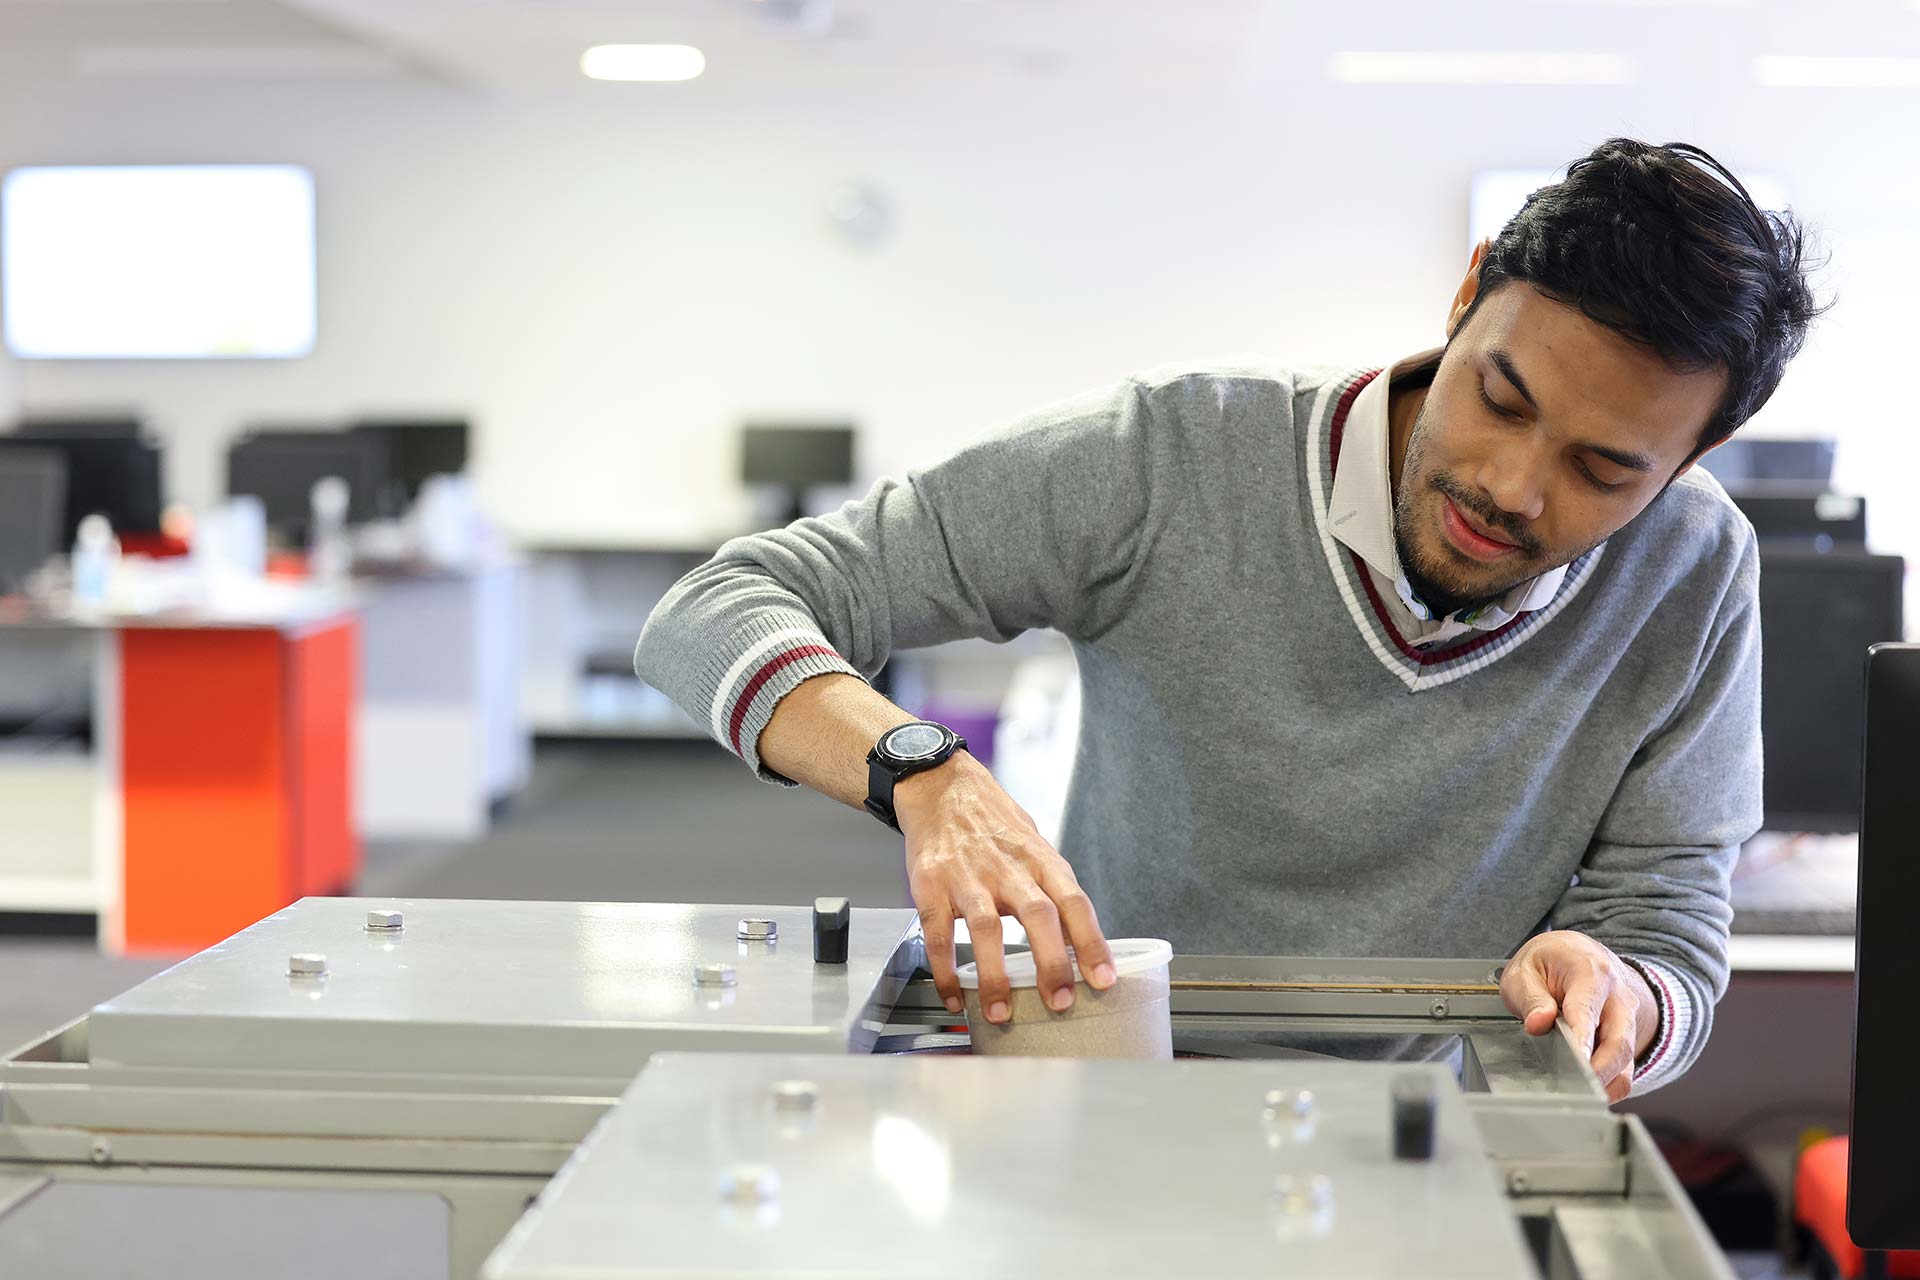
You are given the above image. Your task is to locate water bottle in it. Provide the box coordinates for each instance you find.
[71,514,119,610]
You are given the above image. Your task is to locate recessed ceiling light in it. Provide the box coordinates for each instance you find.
[1327,52,1633,85]
[1754,56,1920,88]
[580,44,706,83]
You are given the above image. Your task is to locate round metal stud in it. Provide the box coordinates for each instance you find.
[694,962,737,988]
[718,1163,780,1207]
[1272,1172,1333,1213]
[1263,1088,1316,1120]
[771,1080,820,1113]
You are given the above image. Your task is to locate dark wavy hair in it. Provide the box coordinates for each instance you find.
[1460,138,1826,461]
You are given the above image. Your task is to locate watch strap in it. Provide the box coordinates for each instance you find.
[864,723,967,832]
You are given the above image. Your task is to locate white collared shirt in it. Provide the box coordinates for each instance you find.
[1326,349,1568,648]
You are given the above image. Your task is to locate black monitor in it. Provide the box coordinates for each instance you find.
[13,413,143,438]
[0,433,163,545]
[351,419,470,515]
[0,447,66,593]
[1758,549,1905,832]
[1702,437,1836,487]
[1734,490,1866,548]
[226,429,387,545]
[1850,642,1920,1248]
[741,422,855,523]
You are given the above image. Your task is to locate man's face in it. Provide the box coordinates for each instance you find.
[1392,281,1729,606]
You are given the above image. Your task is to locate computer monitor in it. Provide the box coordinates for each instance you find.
[1701,437,1836,488]
[13,413,142,438]
[0,447,66,593]
[741,422,855,523]
[226,429,386,545]
[1734,490,1867,548]
[1849,642,1920,1248]
[1758,549,1905,832]
[0,433,163,546]
[350,419,469,515]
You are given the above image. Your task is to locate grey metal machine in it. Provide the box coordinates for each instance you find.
[0,897,1735,1279]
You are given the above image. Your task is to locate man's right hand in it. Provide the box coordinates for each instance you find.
[895,750,1116,1023]
[752,673,1114,1022]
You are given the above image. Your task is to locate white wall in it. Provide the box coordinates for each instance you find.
[0,63,1914,557]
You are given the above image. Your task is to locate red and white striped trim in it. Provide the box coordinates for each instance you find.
[1628,957,1692,1089]
[707,627,828,744]
[725,643,839,756]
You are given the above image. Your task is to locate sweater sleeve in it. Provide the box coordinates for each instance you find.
[634,378,1173,781]
[1546,522,1762,1094]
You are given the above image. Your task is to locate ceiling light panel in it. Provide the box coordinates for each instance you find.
[580,44,706,82]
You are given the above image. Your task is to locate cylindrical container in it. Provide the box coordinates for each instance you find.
[958,938,1173,1060]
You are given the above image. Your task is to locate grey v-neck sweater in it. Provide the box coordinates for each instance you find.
[635,359,1762,1089]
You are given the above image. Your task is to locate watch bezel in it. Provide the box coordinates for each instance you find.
[878,721,953,763]
[864,720,968,832]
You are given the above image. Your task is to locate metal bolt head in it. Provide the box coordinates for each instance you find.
[89,1137,111,1165]
[1272,1172,1334,1212]
[694,962,737,988]
[771,1080,820,1113]
[737,917,778,942]
[289,953,328,977]
[366,909,403,931]
[1263,1088,1315,1119]
[1429,998,1449,1020]
[718,1163,779,1206]
[1507,1169,1533,1195]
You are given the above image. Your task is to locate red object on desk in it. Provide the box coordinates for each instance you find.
[1796,1137,1920,1278]
[118,619,358,952]
[118,532,191,559]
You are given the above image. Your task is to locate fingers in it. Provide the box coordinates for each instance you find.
[1036,864,1115,992]
[1558,969,1608,1060]
[914,895,962,1015]
[1591,991,1639,1102]
[1009,889,1076,1013]
[957,890,1011,1025]
[1501,954,1560,1036]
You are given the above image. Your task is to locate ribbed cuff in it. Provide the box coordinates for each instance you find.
[694,612,862,783]
[1622,955,1694,1093]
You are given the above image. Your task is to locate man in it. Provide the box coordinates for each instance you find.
[637,138,1822,1101]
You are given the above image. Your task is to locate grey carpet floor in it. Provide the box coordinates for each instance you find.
[0,740,909,1053]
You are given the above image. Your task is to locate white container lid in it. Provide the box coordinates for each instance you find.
[956,938,1172,991]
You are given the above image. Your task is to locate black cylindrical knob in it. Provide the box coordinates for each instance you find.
[1391,1072,1438,1161]
[813,896,851,964]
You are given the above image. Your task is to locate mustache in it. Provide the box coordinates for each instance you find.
[1428,472,1541,556]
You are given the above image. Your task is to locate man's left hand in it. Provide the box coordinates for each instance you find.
[1500,930,1658,1104]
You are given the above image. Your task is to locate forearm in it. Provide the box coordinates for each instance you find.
[758,673,920,810]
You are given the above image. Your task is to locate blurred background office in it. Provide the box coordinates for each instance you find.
[0,2,1914,1273]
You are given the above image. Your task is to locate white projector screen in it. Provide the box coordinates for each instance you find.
[2,164,316,359]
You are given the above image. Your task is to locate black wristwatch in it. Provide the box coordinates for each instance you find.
[864,720,968,831]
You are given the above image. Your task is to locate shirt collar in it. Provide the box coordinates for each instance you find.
[1327,350,1568,629]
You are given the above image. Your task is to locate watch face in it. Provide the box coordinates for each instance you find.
[884,722,947,761]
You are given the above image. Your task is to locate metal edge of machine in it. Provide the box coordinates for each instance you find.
[0,914,1736,1279]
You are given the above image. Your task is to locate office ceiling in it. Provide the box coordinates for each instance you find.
[0,0,1914,100]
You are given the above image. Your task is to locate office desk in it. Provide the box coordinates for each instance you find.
[1727,933,1854,973]
[0,604,359,954]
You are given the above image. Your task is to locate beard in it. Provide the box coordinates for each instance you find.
[1390,404,1549,617]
